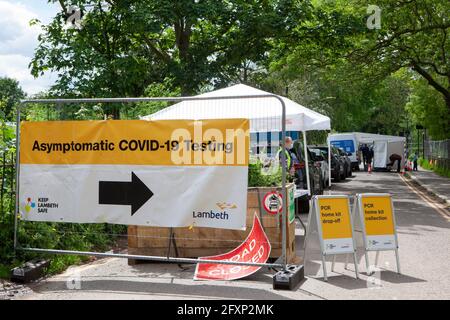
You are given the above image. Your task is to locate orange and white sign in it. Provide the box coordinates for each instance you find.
[358,194,397,250]
[19,119,250,229]
[315,195,355,254]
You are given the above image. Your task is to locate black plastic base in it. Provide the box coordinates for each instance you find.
[273,264,305,290]
[10,259,50,283]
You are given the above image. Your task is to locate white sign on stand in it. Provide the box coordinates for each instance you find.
[304,195,359,281]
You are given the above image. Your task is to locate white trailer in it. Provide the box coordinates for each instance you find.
[355,133,406,170]
[329,132,406,170]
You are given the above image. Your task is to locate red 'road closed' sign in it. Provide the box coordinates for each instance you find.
[194,214,271,281]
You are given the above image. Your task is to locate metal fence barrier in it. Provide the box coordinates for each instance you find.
[14,95,293,273]
[425,139,450,170]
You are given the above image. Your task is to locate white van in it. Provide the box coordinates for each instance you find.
[328,133,360,170]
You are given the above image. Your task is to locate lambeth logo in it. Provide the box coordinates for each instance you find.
[24,197,36,213]
[216,202,237,210]
[192,202,237,221]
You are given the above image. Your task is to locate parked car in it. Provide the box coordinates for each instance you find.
[309,147,330,189]
[338,147,353,177]
[311,145,345,182]
[292,140,323,194]
[290,140,324,213]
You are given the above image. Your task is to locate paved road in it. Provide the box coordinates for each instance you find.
[18,171,450,300]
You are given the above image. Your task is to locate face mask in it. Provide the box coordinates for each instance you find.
[286,143,293,150]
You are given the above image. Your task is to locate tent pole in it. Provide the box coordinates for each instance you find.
[328,133,332,190]
[303,131,311,195]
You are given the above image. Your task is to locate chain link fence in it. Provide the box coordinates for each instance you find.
[424,139,450,170]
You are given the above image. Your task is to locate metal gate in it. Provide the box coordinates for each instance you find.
[13,94,292,273]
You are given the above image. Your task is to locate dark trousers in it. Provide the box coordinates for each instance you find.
[390,160,401,172]
[387,159,401,172]
[413,160,418,171]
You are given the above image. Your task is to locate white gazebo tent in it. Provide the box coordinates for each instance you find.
[142,84,331,194]
[354,133,406,169]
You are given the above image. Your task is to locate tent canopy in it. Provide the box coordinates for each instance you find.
[142,84,331,133]
[351,132,406,144]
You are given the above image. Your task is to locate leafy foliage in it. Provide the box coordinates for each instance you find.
[0,77,25,121]
[248,161,282,187]
[31,0,312,118]
[0,95,127,278]
[406,78,450,139]
[348,0,450,111]
[418,157,450,178]
[263,0,449,139]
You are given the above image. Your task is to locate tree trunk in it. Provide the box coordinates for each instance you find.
[174,18,193,96]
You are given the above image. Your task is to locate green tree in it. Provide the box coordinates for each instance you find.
[262,0,447,138]
[31,0,312,118]
[349,0,450,111]
[258,57,411,137]
[406,77,450,139]
[0,77,26,121]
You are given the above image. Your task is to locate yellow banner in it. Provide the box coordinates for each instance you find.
[20,119,249,166]
[361,196,395,235]
[318,197,353,239]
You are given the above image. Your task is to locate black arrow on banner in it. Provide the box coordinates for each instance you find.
[99,172,153,216]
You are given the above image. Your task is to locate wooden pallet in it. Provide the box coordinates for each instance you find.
[128,184,297,265]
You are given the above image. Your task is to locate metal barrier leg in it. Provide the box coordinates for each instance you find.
[331,255,336,272]
[302,203,313,271]
[395,249,401,274]
[344,253,349,270]
[272,98,305,290]
[353,252,359,279]
[322,254,328,281]
[375,250,380,266]
[365,251,371,275]
[13,103,22,255]
[303,232,308,273]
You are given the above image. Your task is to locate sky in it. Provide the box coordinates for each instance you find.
[0,0,60,95]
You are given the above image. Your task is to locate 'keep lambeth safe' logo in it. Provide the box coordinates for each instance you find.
[24,197,36,213]
[23,197,59,214]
